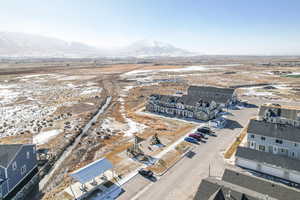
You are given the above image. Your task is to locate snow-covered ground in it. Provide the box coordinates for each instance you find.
[81,87,103,95]
[243,88,273,96]
[123,64,242,78]
[119,86,147,137]
[33,129,62,144]
[123,65,216,77]
[0,73,103,138]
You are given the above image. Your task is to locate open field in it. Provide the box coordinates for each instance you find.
[0,57,299,199]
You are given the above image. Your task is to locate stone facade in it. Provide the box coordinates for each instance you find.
[145,86,237,121]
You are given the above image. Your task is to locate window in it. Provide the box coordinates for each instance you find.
[250,135,255,138]
[21,165,27,175]
[275,139,283,144]
[259,145,266,151]
[26,152,30,159]
[12,161,17,170]
[261,137,266,141]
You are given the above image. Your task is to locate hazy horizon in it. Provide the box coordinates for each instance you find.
[1,0,300,55]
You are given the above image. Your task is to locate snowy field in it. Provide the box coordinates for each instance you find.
[0,73,103,138]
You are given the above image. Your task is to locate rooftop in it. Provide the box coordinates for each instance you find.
[0,144,23,168]
[259,104,300,121]
[194,168,300,200]
[247,119,300,143]
[236,147,300,173]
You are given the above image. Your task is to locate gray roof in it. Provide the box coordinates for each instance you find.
[258,105,300,121]
[150,86,234,106]
[247,119,300,143]
[223,169,300,200]
[236,147,300,173]
[194,177,271,200]
[0,144,23,168]
[194,168,300,200]
[188,86,235,104]
[188,86,235,95]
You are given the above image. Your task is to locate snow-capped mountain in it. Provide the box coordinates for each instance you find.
[0,32,104,58]
[0,32,197,58]
[118,40,195,57]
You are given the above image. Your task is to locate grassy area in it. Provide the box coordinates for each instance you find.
[148,141,191,174]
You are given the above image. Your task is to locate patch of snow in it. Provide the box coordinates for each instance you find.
[81,87,102,95]
[59,75,96,81]
[242,87,273,97]
[119,86,147,137]
[33,129,62,144]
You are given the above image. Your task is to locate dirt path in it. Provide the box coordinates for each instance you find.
[39,96,112,191]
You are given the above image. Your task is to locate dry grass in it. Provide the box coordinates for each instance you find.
[224,125,249,159]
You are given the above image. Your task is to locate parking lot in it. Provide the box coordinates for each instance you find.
[117,100,259,200]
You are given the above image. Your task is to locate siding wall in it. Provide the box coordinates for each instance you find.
[247,133,300,159]
[6,145,37,193]
[236,157,300,184]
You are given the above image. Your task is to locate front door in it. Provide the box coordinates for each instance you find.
[273,146,278,154]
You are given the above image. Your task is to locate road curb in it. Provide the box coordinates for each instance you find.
[156,147,193,177]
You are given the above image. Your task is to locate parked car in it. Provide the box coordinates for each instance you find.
[184,137,199,144]
[197,126,211,133]
[194,132,205,137]
[138,169,154,178]
[189,134,203,140]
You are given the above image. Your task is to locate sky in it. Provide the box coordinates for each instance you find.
[0,0,300,55]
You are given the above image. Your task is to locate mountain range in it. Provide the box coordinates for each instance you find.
[0,32,197,58]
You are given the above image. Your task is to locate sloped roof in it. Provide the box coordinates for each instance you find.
[222,168,300,200]
[208,188,225,200]
[194,168,300,200]
[70,158,113,184]
[236,147,300,173]
[247,119,300,142]
[0,144,23,168]
[258,105,300,121]
[188,86,235,95]
[150,93,227,106]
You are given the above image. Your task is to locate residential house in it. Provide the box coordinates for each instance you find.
[146,86,237,121]
[235,119,300,184]
[194,168,300,200]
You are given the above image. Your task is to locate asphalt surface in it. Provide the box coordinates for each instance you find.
[117,103,259,200]
[117,98,300,200]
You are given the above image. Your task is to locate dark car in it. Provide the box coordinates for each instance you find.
[138,169,154,178]
[197,126,211,134]
[184,137,199,144]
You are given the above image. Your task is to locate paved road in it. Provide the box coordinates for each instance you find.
[117,104,259,200]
